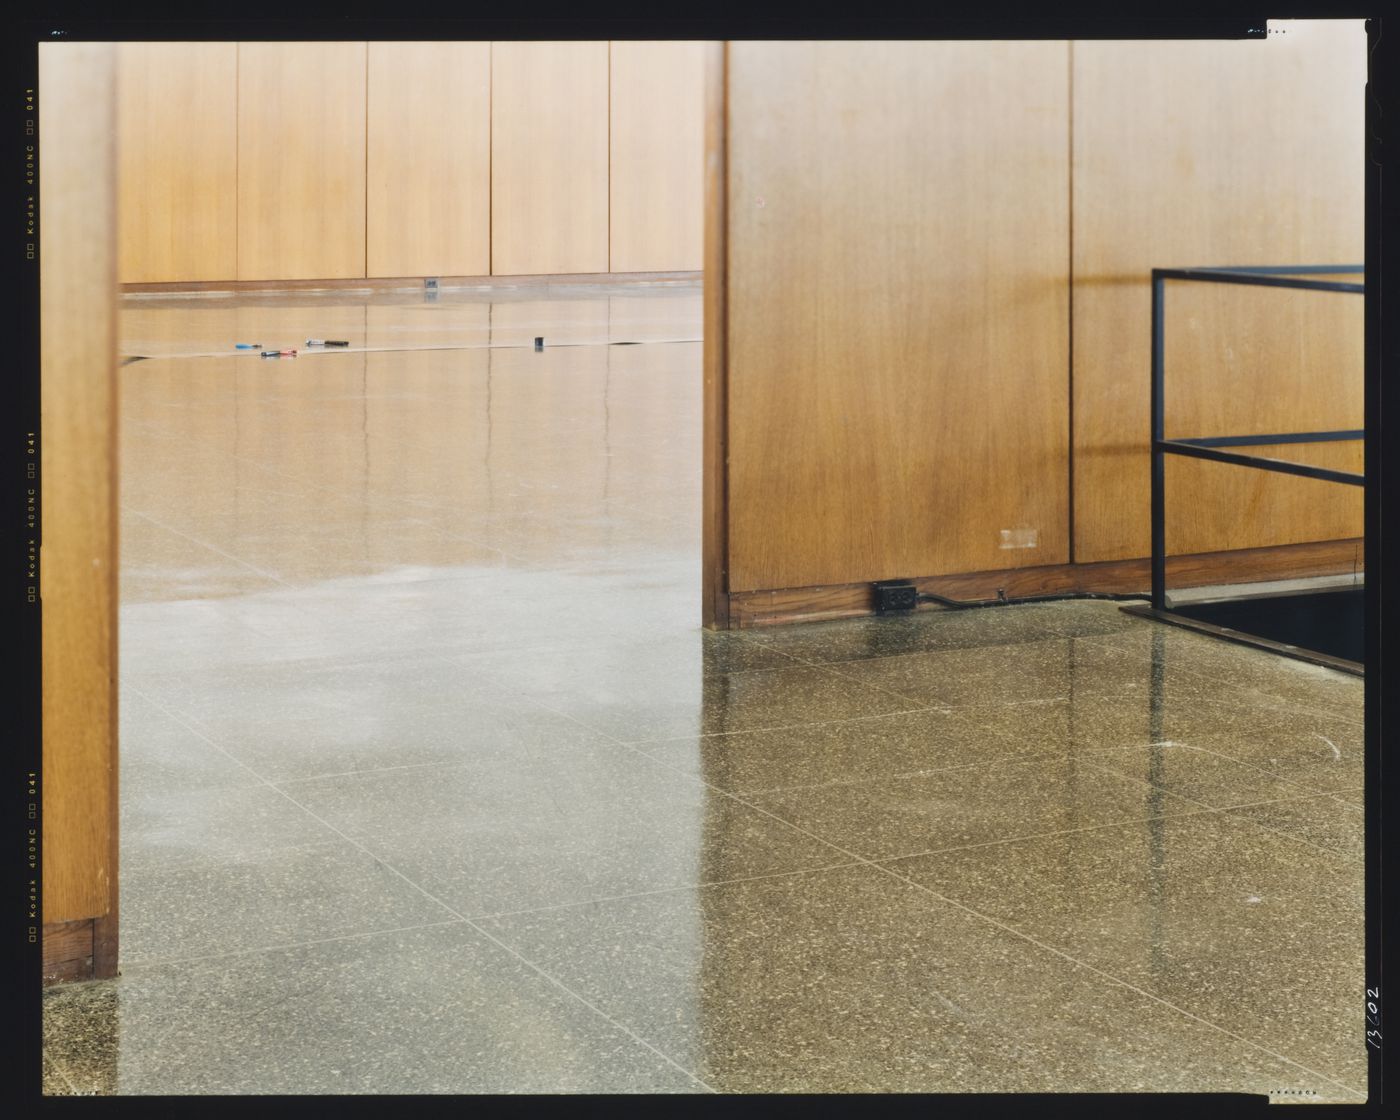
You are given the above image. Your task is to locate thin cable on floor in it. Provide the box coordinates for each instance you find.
[917,588,1149,610]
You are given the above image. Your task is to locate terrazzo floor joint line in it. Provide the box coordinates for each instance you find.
[126,510,292,587]
[115,918,472,970]
[127,642,1352,1089]
[462,663,1364,1097]
[122,685,716,1091]
[252,787,718,1092]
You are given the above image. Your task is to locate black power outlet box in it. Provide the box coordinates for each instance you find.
[873,580,919,614]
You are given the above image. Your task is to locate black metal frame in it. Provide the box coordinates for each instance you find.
[1133,264,1365,671]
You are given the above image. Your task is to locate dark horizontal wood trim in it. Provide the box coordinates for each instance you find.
[43,919,94,986]
[727,538,1363,628]
[121,270,701,295]
[42,915,118,985]
[93,913,118,981]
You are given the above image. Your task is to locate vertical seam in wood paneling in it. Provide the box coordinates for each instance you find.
[607,41,613,273]
[104,46,121,964]
[234,44,240,280]
[488,42,494,276]
[703,40,731,627]
[719,41,730,622]
[1067,39,1076,565]
[358,43,364,280]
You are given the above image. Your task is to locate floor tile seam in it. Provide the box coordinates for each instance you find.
[1087,738,1362,801]
[1070,758,1370,858]
[775,745,1180,808]
[123,616,1355,1092]
[1182,692,1364,726]
[261,734,636,789]
[618,705,955,748]
[858,801,1243,861]
[269,754,582,787]
[863,805,1239,863]
[116,775,270,799]
[521,690,941,748]
[219,450,456,516]
[694,642,961,711]
[115,918,472,972]
[413,646,627,727]
[125,510,292,587]
[123,687,356,845]
[862,789,1367,864]
[774,634,1099,672]
[644,751,1066,799]
[261,782,716,1093]
[1091,632,1365,707]
[860,859,1367,1097]
[41,1050,83,1096]
[1210,809,1364,866]
[439,633,815,676]
[123,683,244,737]
[131,650,527,703]
[1134,788,1364,865]
[825,627,1137,667]
[1195,689,1364,727]
[634,728,1366,1087]
[118,836,367,876]
[123,470,335,506]
[470,859,870,923]
[793,658,967,711]
[510,696,864,867]
[638,759,1366,1096]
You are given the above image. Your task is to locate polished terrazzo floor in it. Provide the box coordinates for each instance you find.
[42,282,1366,1097]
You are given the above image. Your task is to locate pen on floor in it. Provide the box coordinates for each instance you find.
[306,339,350,347]
[234,343,262,349]
[260,349,297,358]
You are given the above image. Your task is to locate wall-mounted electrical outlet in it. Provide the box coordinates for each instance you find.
[999,528,1039,549]
[873,580,918,613]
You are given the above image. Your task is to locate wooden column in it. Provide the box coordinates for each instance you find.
[40,41,120,982]
[702,42,730,628]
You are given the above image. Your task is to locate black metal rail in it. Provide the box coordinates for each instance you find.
[1149,265,1365,611]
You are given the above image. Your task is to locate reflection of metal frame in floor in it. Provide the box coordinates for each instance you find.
[1121,584,1364,676]
[1140,263,1365,676]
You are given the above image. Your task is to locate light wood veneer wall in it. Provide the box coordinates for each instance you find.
[40,44,120,966]
[116,41,706,283]
[1071,23,1364,562]
[711,25,1366,614]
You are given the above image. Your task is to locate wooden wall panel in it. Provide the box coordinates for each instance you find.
[702,41,729,626]
[1071,21,1366,562]
[609,41,705,272]
[491,41,609,276]
[367,42,490,278]
[237,42,367,280]
[40,43,119,929]
[116,42,237,283]
[725,41,1070,593]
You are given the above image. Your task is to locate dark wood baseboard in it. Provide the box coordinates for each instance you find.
[43,919,94,985]
[727,538,1363,628]
[43,917,118,985]
[121,270,702,295]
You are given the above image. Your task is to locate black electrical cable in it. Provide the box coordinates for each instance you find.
[917,589,1149,610]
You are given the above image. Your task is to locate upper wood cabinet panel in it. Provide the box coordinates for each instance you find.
[237,42,367,281]
[491,41,610,276]
[609,41,706,272]
[367,42,491,278]
[117,42,238,283]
